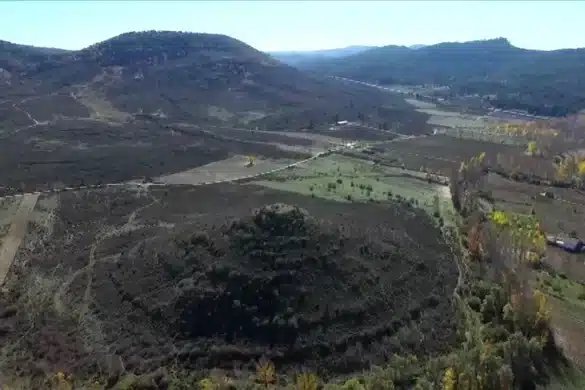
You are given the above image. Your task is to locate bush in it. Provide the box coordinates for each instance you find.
[578,286,585,301]
[467,296,482,312]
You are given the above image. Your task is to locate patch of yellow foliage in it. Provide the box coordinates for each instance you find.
[295,372,320,390]
[489,210,510,227]
[442,368,457,390]
[556,155,585,180]
[494,122,558,138]
[489,210,546,263]
[255,359,276,387]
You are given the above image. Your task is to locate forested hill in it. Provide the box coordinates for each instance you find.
[296,38,585,117]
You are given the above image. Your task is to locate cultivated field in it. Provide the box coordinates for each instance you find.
[252,153,455,223]
[156,155,297,185]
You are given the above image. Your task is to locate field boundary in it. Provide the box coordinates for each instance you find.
[0,133,421,201]
[0,193,40,286]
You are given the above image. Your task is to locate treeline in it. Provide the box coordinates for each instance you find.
[445,154,567,390]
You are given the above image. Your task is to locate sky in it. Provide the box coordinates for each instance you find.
[1,1,584,52]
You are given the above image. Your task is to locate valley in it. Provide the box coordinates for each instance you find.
[0,30,585,390]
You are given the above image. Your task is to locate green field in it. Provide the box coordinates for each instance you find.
[253,154,455,221]
[539,272,585,317]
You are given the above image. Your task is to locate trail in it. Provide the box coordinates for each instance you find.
[0,193,40,286]
[9,95,53,134]
[48,131,420,313]
[55,196,159,315]
[0,131,420,201]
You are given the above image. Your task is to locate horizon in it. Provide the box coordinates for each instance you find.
[1,1,584,52]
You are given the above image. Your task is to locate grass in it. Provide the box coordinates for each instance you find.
[254,154,449,215]
[543,364,585,390]
[74,88,130,123]
[538,272,585,315]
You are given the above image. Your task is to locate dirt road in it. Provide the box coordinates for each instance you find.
[0,193,40,285]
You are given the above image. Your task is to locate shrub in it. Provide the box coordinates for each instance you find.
[342,378,365,390]
[295,373,320,390]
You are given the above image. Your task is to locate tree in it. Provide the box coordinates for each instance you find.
[526,141,537,156]
[247,155,256,167]
[295,373,320,390]
[557,155,578,180]
[578,159,585,176]
[442,368,456,390]
[468,223,482,261]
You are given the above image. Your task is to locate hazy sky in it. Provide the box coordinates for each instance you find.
[1,1,583,51]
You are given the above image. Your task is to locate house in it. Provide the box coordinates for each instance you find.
[336,120,349,126]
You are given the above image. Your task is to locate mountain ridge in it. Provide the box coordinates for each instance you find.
[269,45,377,66]
[295,38,585,116]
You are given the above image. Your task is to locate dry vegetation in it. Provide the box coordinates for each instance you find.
[0,183,459,389]
[2,31,585,388]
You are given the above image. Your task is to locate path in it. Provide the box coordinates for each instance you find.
[0,132,418,201]
[54,196,160,315]
[0,193,40,286]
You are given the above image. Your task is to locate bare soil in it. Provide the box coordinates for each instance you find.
[156,155,295,185]
[0,193,39,285]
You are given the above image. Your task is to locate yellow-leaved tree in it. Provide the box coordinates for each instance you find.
[442,368,457,390]
[557,156,579,180]
[527,141,538,155]
[578,159,585,176]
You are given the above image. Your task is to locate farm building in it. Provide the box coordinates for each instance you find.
[537,190,555,200]
[336,120,349,126]
[546,235,585,253]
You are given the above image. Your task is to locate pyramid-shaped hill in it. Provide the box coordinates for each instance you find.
[84,188,459,375]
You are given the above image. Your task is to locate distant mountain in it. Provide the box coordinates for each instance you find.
[269,45,377,66]
[297,38,585,116]
[409,44,426,50]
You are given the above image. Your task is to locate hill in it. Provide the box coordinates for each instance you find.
[297,38,585,116]
[1,32,395,127]
[269,45,376,66]
[0,31,426,190]
[0,32,422,130]
[0,183,459,386]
